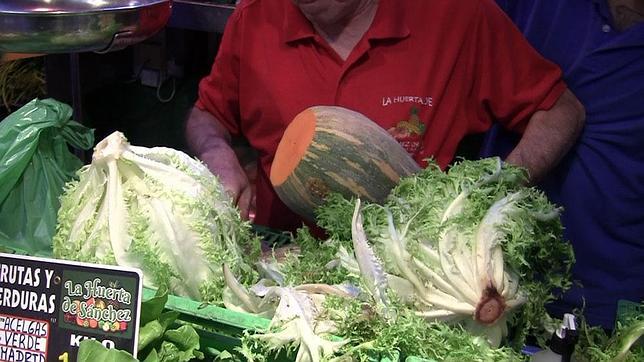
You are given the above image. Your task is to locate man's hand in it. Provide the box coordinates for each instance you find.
[200,146,253,219]
[185,106,254,219]
[506,89,585,183]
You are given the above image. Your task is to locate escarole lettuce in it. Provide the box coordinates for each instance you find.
[53,131,259,303]
[317,158,574,348]
[224,221,528,362]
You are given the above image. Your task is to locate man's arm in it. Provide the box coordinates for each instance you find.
[505,89,585,183]
[185,106,252,219]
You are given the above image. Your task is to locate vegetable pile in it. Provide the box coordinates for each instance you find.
[52,140,644,360]
[222,158,577,361]
[320,158,573,346]
[55,129,637,361]
[53,131,260,303]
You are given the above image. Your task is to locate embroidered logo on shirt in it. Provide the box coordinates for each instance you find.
[382,95,433,107]
[387,106,426,154]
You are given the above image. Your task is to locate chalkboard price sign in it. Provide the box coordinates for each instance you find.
[0,253,142,362]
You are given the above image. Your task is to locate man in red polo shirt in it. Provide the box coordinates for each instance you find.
[186,0,585,232]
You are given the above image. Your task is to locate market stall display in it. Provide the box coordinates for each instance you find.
[0,101,641,361]
[224,158,575,361]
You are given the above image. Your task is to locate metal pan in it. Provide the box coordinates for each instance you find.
[0,0,172,54]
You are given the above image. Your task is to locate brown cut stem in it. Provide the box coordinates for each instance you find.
[475,286,506,325]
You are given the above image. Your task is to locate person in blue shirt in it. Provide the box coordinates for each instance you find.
[482,0,644,330]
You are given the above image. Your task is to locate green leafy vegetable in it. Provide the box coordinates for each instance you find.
[78,340,138,362]
[315,158,573,348]
[156,326,205,361]
[78,287,204,362]
[575,304,644,362]
[53,131,260,303]
[280,227,358,287]
[323,296,527,361]
[213,158,574,361]
[140,285,171,326]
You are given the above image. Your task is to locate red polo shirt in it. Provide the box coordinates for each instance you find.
[196,0,566,231]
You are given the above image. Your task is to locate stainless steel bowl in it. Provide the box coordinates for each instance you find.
[0,0,172,53]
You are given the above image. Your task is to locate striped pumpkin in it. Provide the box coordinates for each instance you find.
[270,106,421,222]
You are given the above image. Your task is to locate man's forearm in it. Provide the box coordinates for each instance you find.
[185,106,233,156]
[506,89,585,183]
[185,106,251,216]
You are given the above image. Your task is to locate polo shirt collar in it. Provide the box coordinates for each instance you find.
[282,1,316,43]
[282,0,410,44]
